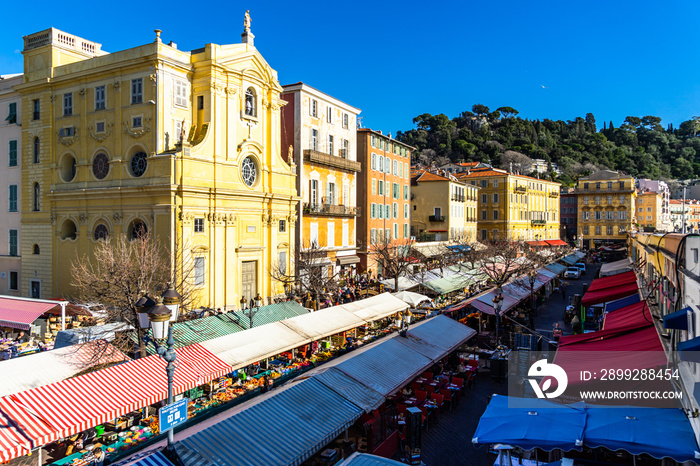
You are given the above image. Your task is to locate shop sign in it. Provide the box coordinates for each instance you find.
[159,397,189,432]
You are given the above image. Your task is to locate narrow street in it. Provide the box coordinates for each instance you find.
[533,262,602,340]
[419,261,602,466]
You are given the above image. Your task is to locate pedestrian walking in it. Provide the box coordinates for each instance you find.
[552,323,563,343]
[561,281,568,300]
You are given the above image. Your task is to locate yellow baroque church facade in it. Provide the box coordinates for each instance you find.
[16,23,298,308]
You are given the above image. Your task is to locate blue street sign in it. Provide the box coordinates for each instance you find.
[159,398,189,433]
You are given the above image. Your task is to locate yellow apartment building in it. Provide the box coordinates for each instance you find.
[637,190,663,232]
[456,168,561,241]
[575,170,636,249]
[280,83,361,276]
[16,21,298,306]
[410,168,478,242]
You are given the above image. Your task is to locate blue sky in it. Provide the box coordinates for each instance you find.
[2,1,699,135]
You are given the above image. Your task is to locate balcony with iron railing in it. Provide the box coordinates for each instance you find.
[304,149,361,172]
[531,219,547,225]
[548,191,559,198]
[451,195,465,202]
[429,215,446,222]
[303,203,361,217]
[579,186,635,194]
[514,185,527,193]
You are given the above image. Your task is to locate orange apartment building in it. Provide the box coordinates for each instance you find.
[356,129,413,275]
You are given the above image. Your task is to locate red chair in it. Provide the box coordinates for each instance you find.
[415,389,428,402]
[421,372,433,381]
[440,389,455,410]
[465,368,477,390]
[452,376,465,394]
[425,384,436,394]
[467,359,478,369]
[411,382,423,394]
[396,403,407,415]
[430,393,444,412]
[419,406,430,430]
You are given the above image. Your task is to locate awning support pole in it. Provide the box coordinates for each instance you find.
[60,302,66,331]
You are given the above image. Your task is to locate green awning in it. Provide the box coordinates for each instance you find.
[232,300,309,329]
[423,273,478,294]
[134,301,309,351]
[561,254,578,265]
[545,262,568,275]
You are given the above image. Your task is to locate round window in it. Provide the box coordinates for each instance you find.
[131,151,148,177]
[94,224,109,241]
[241,156,257,187]
[93,153,110,180]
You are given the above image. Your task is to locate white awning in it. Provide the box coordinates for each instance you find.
[599,257,634,277]
[341,293,409,321]
[200,322,309,369]
[199,293,408,370]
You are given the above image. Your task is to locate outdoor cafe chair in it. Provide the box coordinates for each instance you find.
[411,381,423,394]
[451,376,465,394]
[415,389,428,403]
[440,389,455,410]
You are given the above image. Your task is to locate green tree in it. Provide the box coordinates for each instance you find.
[672,157,694,179]
[472,104,490,116]
[496,106,519,118]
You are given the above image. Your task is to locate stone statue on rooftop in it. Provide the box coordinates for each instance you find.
[244,10,251,31]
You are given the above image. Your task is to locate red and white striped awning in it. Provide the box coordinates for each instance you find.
[0,343,232,461]
[0,298,59,330]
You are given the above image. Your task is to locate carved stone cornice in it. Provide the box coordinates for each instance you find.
[225,87,237,96]
[78,213,88,224]
[112,212,123,224]
[179,212,194,225]
[89,123,113,142]
[226,214,237,225]
[122,118,151,139]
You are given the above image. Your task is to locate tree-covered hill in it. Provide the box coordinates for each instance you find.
[395,105,700,186]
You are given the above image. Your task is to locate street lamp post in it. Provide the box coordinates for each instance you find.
[528,271,537,328]
[492,290,504,345]
[137,286,181,457]
[242,293,263,328]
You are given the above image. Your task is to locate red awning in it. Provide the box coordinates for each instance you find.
[545,239,568,246]
[581,271,639,306]
[587,271,637,292]
[602,301,652,331]
[0,343,233,461]
[554,325,665,386]
[471,292,520,315]
[468,299,498,315]
[428,230,447,232]
[0,298,62,330]
[581,283,638,307]
[526,241,549,247]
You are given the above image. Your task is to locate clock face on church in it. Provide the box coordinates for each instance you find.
[241,156,257,187]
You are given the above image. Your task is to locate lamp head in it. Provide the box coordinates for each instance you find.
[161,284,181,323]
[135,294,156,330]
[148,297,171,340]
